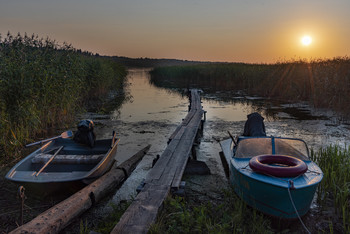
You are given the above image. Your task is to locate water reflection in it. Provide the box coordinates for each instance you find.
[113,69,189,122]
[82,68,350,223]
[91,67,350,166]
[149,71,333,122]
[147,68,350,149]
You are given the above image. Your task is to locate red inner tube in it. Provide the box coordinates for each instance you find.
[249,155,308,177]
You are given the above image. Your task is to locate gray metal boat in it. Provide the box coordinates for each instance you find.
[5,137,119,195]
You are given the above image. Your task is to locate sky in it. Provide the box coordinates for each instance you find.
[1,0,350,63]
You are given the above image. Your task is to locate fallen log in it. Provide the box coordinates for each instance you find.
[10,145,151,234]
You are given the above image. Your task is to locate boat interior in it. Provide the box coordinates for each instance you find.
[8,139,113,180]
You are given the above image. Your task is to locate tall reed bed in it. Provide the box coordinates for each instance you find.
[0,33,127,161]
[150,58,350,117]
[311,145,350,232]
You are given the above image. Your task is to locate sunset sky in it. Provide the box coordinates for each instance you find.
[1,0,350,63]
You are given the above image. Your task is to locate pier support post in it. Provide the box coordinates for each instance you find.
[191,146,197,160]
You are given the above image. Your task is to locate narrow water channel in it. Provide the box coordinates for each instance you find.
[80,68,350,222]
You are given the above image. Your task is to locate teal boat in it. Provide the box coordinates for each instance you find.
[6,136,119,196]
[220,136,323,219]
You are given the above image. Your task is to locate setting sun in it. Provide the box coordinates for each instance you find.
[301,35,312,46]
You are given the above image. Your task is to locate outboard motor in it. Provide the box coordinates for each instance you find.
[73,119,96,147]
[243,112,266,137]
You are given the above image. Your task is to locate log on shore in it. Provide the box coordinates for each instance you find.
[10,145,151,234]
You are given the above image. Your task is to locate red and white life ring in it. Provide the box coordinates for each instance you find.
[249,155,308,177]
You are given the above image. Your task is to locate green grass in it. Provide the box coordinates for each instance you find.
[149,190,273,234]
[87,201,131,234]
[311,145,350,232]
[0,32,127,163]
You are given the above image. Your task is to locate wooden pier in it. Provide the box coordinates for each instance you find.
[112,89,205,234]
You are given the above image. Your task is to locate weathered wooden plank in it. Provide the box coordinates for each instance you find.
[111,184,169,234]
[166,148,192,188]
[157,149,190,186]
[157,91,204,188]
[145,122,190,183]
[171,123,203,188]
[168,124,182,142]
[168,90,200,142]
[113,89,204,234]
[10,145,150,234]
[145,138,180,183]
[171,95,204,187]
[154,122,201,187]
[173,126,186,140]
[181,110,196,125]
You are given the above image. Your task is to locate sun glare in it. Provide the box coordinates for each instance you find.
[301,35,312,46]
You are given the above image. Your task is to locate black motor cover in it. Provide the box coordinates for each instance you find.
[243,112,266,137]
[73,119,96,147]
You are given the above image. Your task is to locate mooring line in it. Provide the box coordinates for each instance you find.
[287,180,311,234]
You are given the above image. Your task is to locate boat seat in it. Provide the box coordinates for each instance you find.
[8,171,89,181]
[31,154,104,164]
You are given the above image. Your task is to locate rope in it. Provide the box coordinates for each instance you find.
[241,165,313,233]
[287,180,311,234]
[239,164,250,170]
[306,169,322,175]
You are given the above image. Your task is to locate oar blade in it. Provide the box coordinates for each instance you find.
[26,130,73,147]
[61,130,73,138]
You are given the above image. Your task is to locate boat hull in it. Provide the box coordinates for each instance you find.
[220,137,323,219]
[230,160,319,219]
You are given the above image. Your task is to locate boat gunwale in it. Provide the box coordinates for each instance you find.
[5,138,119,184]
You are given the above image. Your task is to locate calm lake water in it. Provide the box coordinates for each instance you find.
[81,68,350,214]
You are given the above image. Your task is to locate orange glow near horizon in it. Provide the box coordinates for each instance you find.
[1,1,350,63]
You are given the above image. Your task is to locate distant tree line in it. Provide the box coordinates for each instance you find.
[110,56,210,68]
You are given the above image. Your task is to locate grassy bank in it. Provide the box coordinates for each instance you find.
[150,58,350,118]
[311,145,350,232]
[0,33,127,163]
[149,192,273,234]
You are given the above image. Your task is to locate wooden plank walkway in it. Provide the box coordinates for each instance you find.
[112,89,205,234]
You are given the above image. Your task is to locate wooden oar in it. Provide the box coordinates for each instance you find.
[227,131,238,146]
[26,131,73,147]
[35,146,64,177]
[111,131,117,147]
